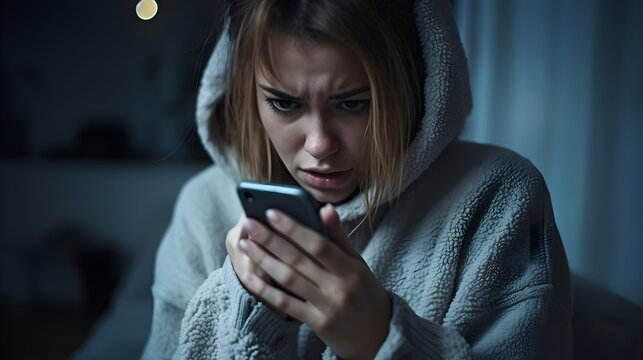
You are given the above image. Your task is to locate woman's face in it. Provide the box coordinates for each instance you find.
[256,32,371,203]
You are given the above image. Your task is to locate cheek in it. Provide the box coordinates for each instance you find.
[257,107,279,143]
[258,112,301,158]
[342,121,369,159]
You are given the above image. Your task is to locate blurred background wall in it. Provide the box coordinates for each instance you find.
[1,0,224,358]
[0,0,641,359]
[455,0,642,307]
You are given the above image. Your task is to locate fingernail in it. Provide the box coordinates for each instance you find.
[266,209,280,223]
[245,272,255,282]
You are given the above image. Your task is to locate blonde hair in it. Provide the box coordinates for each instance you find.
[212,0,423,227]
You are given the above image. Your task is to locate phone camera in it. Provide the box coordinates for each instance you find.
[244,191,255,203]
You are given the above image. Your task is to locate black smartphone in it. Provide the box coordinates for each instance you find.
[237,180,330,239]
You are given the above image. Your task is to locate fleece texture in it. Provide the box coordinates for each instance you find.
[142,0,573,358]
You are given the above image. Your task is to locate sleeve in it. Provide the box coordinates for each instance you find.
[327,161,573,359]
[176,257,301,359]
[141,170,222,359]
[319,290,472,360]
[141,168,304,359]
[373,281,571,360]
[142,285,186,359]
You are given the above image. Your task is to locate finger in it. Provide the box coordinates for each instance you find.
[240,239,325,306]
[240,249,268,279]
[236,214,248,238]
[320,204,361,258]
[266,209,346,272]
[245,218,328,285]
[242,270,320,325]
[226,215,248,254]
[230,219,268,281]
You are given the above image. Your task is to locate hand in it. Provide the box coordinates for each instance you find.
[225,215,269,289]
[238,204,392,359]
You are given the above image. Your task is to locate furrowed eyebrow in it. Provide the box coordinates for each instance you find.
[258,84,371,101]
[258,85,302,101]
[328,86,370,100]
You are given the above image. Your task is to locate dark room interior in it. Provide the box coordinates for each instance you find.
[1,0,641,359]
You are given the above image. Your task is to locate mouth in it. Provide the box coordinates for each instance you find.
[299,168,353,189]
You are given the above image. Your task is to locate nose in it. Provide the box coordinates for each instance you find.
[304,113,339,160]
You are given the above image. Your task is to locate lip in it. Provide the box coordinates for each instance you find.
[299,168,353,189]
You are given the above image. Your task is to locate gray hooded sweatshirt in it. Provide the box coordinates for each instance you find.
[142,0,573,358]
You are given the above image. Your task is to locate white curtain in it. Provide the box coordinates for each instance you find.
[454,0,643,306]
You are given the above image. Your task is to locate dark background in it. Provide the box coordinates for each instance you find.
[1,0,224,358]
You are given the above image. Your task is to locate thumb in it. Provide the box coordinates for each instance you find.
[320,204,360,258]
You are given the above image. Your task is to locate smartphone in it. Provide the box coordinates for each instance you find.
[237,180,330,239]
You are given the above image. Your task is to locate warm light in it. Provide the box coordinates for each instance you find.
[136,0,158,20]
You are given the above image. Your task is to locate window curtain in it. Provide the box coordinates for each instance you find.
[453,0,642,306]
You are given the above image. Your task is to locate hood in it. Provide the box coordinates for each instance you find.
[196,0,471,222]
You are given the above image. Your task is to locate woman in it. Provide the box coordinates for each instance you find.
[143,0,573,358]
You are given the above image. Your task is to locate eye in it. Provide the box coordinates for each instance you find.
[266,99,300,114]
[338,100,369,112]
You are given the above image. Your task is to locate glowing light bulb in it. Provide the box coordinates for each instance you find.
[136,0,158,20]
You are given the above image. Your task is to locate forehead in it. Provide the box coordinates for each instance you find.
[256,31,368,88]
